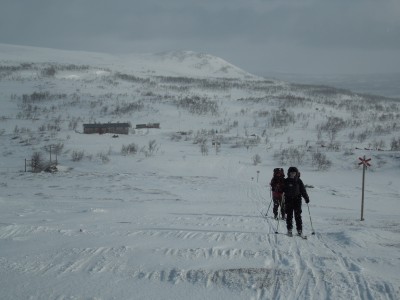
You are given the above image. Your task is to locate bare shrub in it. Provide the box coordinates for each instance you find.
[121,143,138,155]
[317,116,346,147]
[311,152,332,170]
[357,130,371,143]
[370,139,386,150]
[53,143,64,157]
[270,109,295,128]
[193,129,210,144]
[71,150,85,161]
[390,137,400,150]
[247,135,261,146]
[43,143,64,163]
[200,141,209,156]
[115,72,150,84]
[274,146,306,165]
[252,154,262,165]
[170,133,183,141]
[22,92,67,103]
[147,139,159,156]
[31,152,44,172]
[343,148,354,156]
[41,66,56,77]
[68,117,82,130]
[97,152,110,163]
[348,131,355,141]
[176,96,219,116]
[112,101,144,115]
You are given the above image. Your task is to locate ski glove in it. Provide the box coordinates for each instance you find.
[305,198,310,204]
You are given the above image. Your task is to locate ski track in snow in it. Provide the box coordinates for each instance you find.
[1,170,399,300]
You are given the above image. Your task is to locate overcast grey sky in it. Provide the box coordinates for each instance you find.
[1,0,399,76]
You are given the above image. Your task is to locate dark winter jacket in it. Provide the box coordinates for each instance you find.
[283,177,309,203]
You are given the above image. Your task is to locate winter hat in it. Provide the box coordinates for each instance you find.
[287,167,299,176]
[273,168,284,177]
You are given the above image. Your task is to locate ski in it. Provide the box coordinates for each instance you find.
[297,234,308,239]
[263,215,285,221]
[286,232,307,239]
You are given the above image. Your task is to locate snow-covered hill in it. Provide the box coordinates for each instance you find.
[0,43,257,79]
[0,44,399,300]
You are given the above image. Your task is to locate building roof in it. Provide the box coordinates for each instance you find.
[83,123,130,128]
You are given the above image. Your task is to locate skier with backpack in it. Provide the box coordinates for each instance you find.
[283,167,310,237]
[270,168,286,220]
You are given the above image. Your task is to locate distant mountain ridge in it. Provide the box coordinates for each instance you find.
[0,43,258,79]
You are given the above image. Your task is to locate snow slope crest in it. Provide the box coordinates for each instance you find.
[150,50,256,78]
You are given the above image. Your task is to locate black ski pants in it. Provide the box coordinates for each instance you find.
[285,198,302,232]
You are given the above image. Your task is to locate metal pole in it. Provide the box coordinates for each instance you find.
[361,162,366,221]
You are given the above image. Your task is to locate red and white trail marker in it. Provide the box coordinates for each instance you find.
[358,156,372,167]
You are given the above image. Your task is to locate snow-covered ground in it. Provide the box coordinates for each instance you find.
[0,44,399,299]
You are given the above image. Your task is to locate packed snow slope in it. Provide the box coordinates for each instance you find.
[0,44,399,300]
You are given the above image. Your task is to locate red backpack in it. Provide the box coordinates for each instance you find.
[270,168,285,194]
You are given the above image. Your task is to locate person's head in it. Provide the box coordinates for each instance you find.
[287,167,299,178]
[274,168,284,177]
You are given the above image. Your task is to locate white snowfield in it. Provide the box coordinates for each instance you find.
[0,44,399,300]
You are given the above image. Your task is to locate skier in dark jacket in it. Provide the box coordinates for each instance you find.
[283,167,310,236]
[270,168,285,220]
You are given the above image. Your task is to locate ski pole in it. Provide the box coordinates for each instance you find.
[307,203,315,235]
[265,187,273,217]
[275,217,280,234]
[266,198,273,217]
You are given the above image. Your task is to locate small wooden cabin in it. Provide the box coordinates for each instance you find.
[83,123,130,134]
[135,123,160,129]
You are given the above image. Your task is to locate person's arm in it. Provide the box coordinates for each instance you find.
[299,180,310,203]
